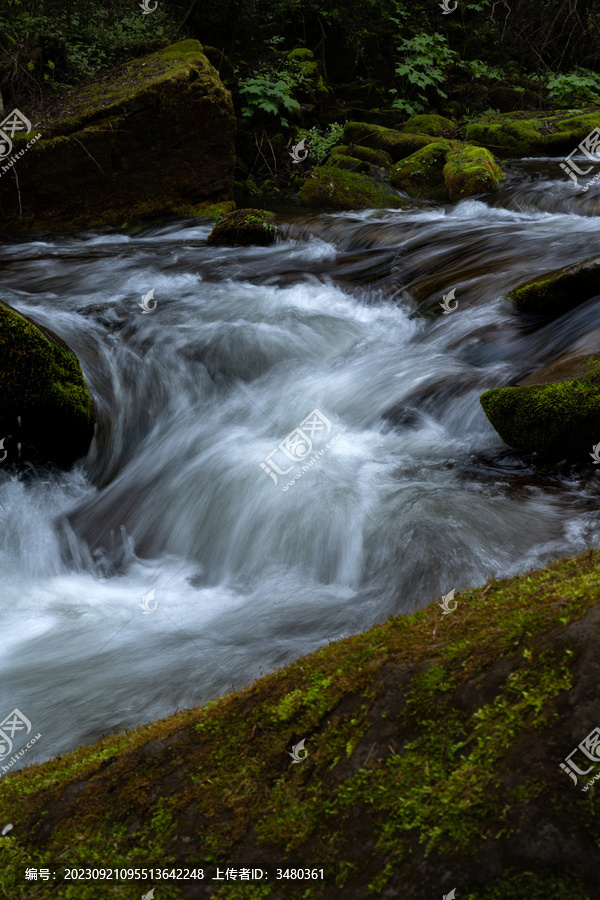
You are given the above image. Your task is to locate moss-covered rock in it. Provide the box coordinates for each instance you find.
[298,166,406,210]
[5,543,600,897]
[342,122,437,161]
[443,144,504,201]
[390,140,451,199]
[0,40,236,231]
[206,208,277,246]
[507,253,600,317]
[0,301,95,467]
[480,358,600,458]
[338,144,393,167]
[402,113,455,136]
[287,47,329,103]
[464,109,600,158]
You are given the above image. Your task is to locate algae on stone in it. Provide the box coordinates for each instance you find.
[443,144,504,201]
[390,140,451,200]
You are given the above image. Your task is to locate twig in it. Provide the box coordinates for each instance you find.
[72,136,105,175]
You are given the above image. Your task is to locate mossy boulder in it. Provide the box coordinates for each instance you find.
[325,153,371,174]
[287,47,329,103]
[5,543,600,897]
[390,140,451,200]
[206,208,277,246]
[464,109,600,158]
[298,166,406,210]
[330,144,392,168]
[402,113,455,136]
[342,122,437,161]
[0,40,236,231]
[507,253,600,317]
[0,301,95,467]
[443,144,504,201]
[480,358,600,458]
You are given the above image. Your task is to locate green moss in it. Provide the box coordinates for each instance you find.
[325,153,371,173]
[6,543,600,895]
[443,144,504,200]
[402,114,455,136]
[342,122,437,161]
[507,253,600,316]
[206,208,277,246]
[349,145,393,167]
[298,166,407,210]
[480,358,600,457]
[0,302,94,465]
[390,140,451,199]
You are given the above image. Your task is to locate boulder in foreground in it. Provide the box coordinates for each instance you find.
[507,253,600,317]
[206,208,277,246]
[3,545,600,897]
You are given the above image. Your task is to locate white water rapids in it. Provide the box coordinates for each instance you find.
[1,158,600,766]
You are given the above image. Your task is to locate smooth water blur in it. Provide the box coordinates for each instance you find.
[1,158,600,765]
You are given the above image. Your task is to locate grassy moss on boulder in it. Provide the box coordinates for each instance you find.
[206,208,277,246]
[5,545,600,897]
[299,166,406,210]
[480,358,600,458]
[0,40,236,231]
[443,144,504,201]
[325,152,371,173]
[507,253,600,317]
[342,121,437,161]
[464,109,600,158]
[390,140,451,199]
[0,301,94,467]
[402,113,455,136]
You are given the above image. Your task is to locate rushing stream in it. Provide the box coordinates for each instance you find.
[2,157,600,767]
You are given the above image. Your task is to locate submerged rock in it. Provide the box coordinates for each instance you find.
[298,165,407,210]
[206,208,277,246]
[480,357,600,458]
[0,301,95,467]
[507,253,600,317]
[0,40,236,231]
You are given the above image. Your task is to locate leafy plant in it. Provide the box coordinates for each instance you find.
[391,32,457,116]
[296,123,344,164]
[545,68,600,104]
[239,68,301,126]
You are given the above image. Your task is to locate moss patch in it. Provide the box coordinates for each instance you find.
[0,301,94,466]
[342,122,437,162]
[507,253,600,317]
[402,114,455,136]
[443,144,504,201]
[298,166,406,210]
[390,140,451,199]
[4,544,600,896]
[206,208,277,246]
[480,358,600,457]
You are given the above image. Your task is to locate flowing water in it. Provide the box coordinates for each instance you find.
[1,157,600,767]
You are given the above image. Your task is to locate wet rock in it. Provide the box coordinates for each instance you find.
[0,300,95,467]
[298,166,407,210]
[390,140,503,202]
[0,40,236,231]
[507,253,600,317]
[342,122,437,161]
[480,357,600,459]
[206,208,277,246]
